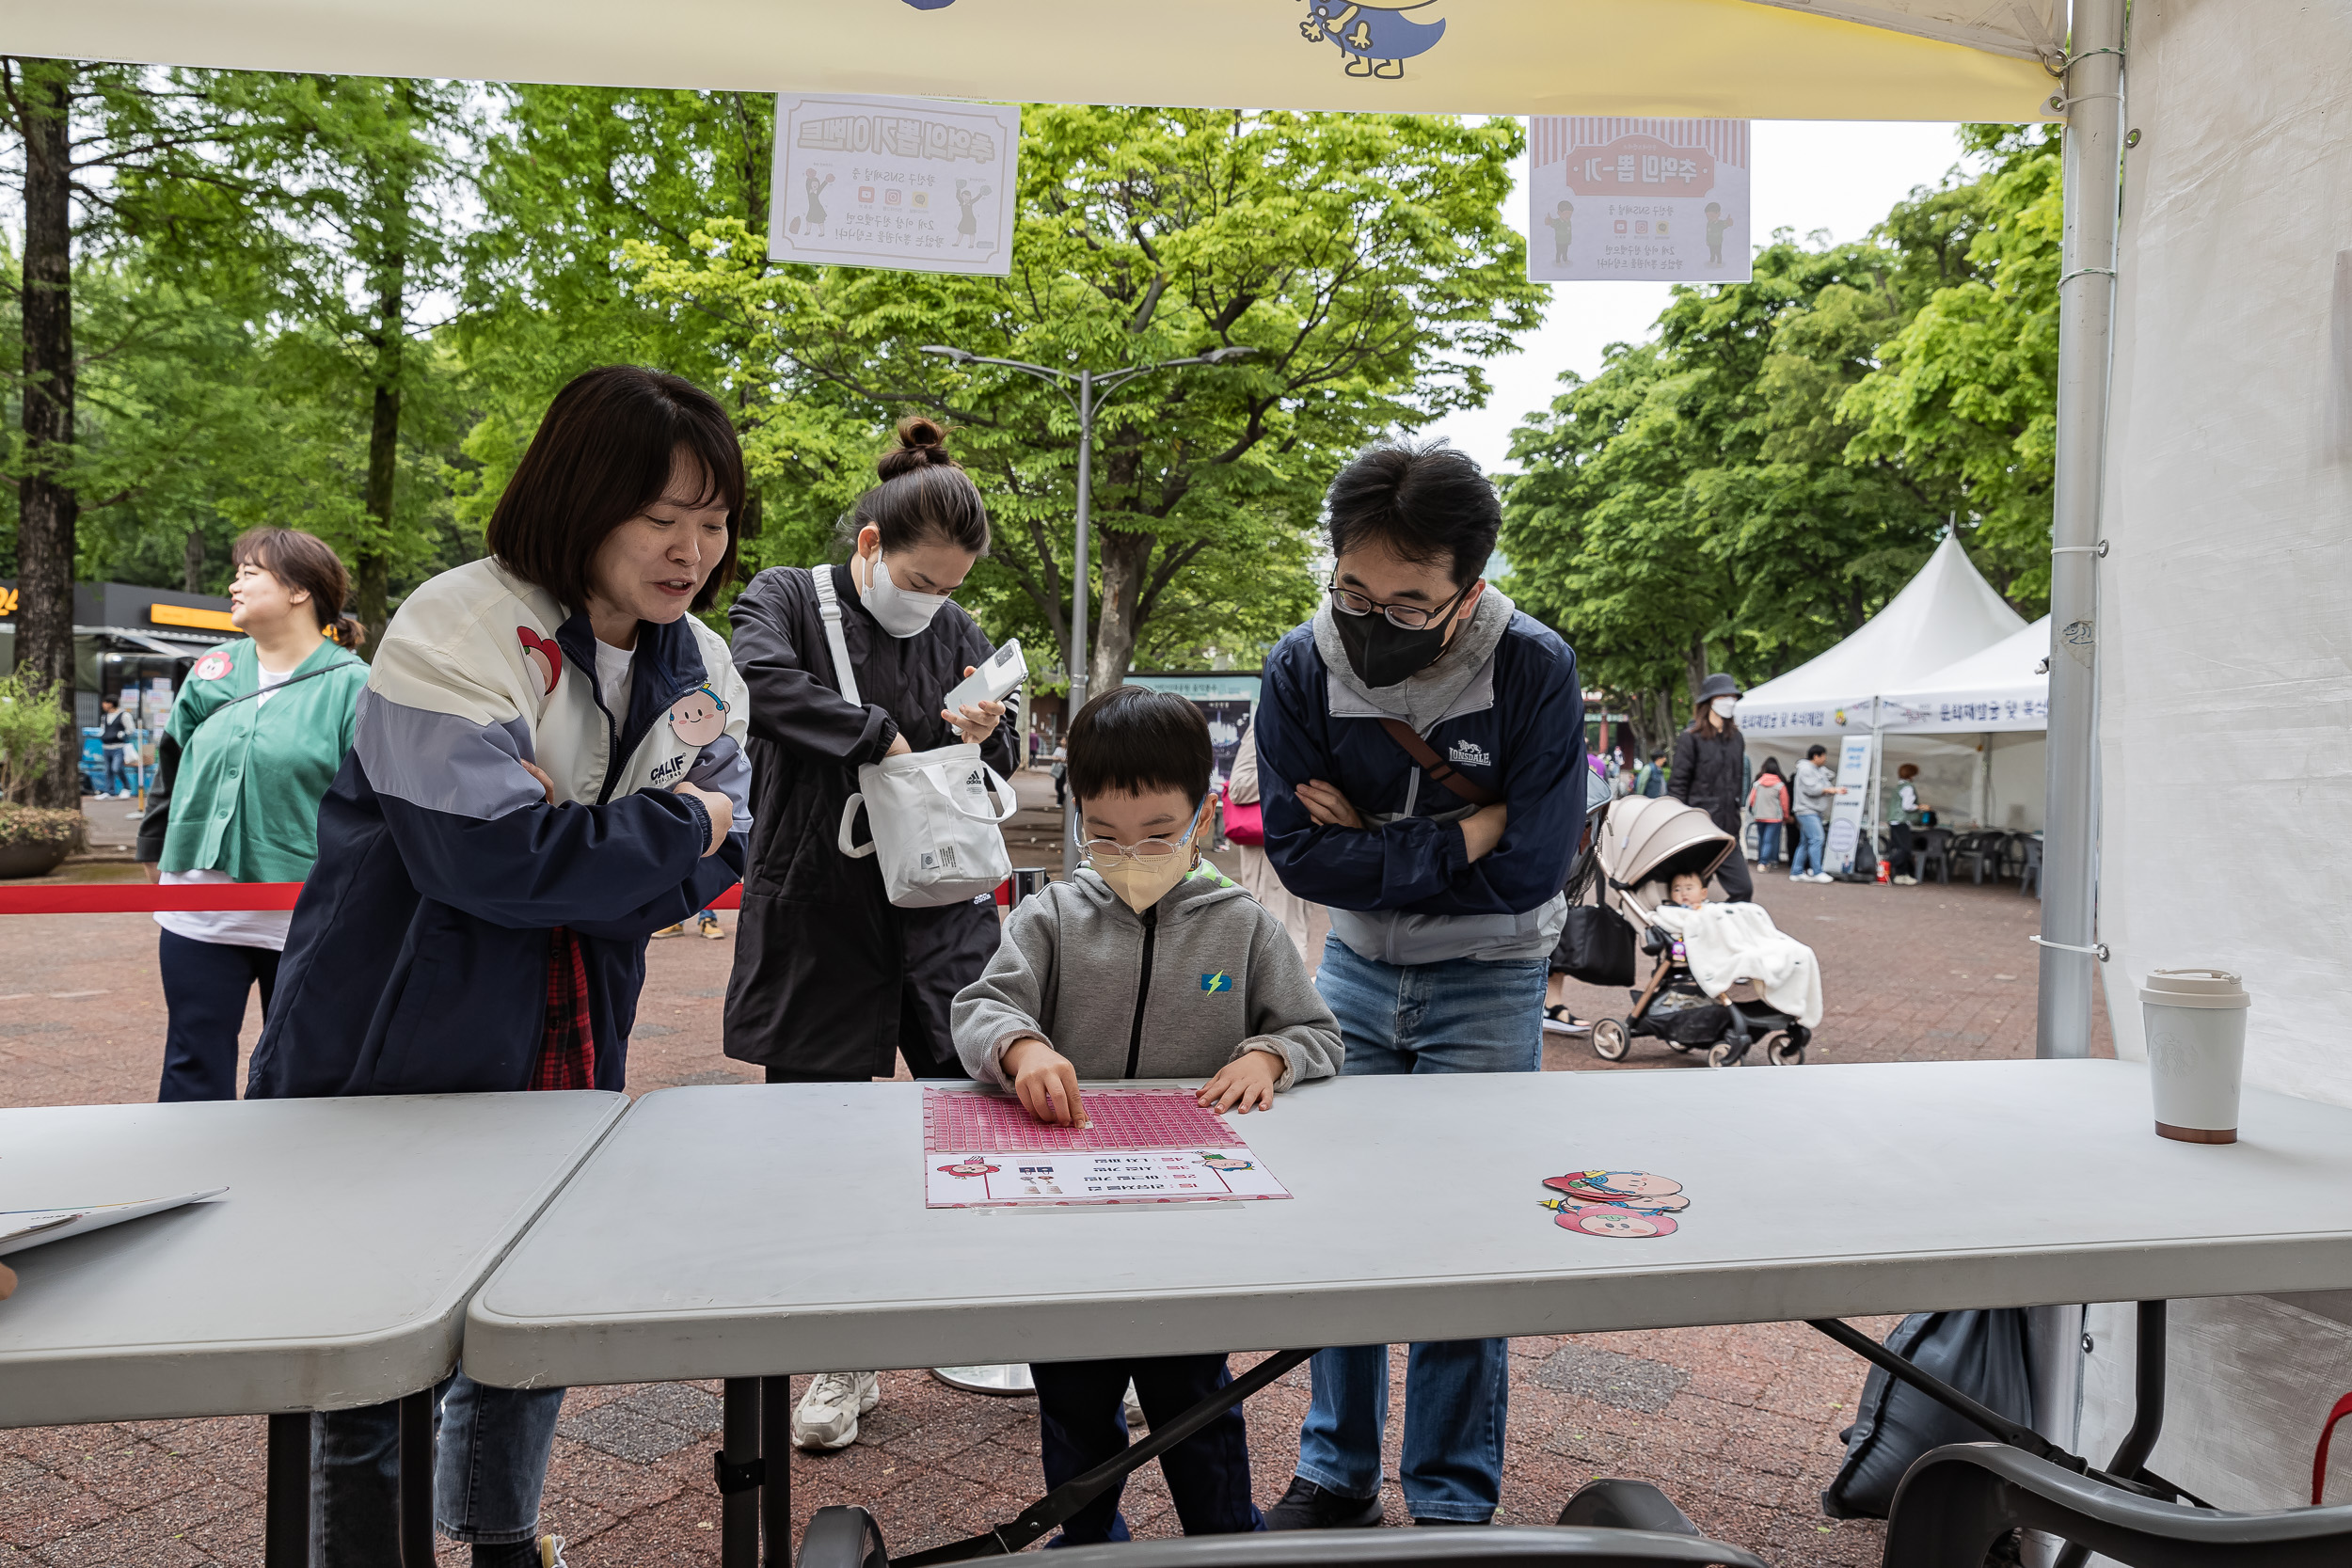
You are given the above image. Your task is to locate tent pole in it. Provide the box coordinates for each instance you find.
[2037,0,2123,1063]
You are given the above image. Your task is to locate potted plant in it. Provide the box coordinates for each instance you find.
[0,673,87,878]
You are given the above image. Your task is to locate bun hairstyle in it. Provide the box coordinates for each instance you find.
[836,416,991,558]
[230,527,366,649]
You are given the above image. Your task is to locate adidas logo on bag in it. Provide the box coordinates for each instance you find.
[1447,738,1492,768]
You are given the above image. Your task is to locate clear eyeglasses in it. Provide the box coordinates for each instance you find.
[1079,834,1187,867]
[1325,577,1472,631]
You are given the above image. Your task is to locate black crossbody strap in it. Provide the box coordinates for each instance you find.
[189,657,364,733]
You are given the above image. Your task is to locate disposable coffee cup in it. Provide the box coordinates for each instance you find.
[2139,968,2250,1144]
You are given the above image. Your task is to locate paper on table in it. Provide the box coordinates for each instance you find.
[0,1188,227,1258]
[923,1087,1290,1208]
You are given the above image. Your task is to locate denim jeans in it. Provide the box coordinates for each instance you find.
[157,929,278,1102]
[313,1369,564,1563]
[1032,1354,1263,1545]
[103,750,130,794]
[1296,939,1544,1522]
[1790,812,1827,877]
[1755,820,1783,868]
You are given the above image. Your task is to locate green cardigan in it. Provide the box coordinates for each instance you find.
[135,639,370,881]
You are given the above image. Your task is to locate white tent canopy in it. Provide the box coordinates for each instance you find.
[1736,532,2026,739]
[1879,614,2053,734]
[11,0,2064,119]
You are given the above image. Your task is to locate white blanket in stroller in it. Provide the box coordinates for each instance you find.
[1651,902,1824,1028]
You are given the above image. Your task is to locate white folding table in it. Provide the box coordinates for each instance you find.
[0,1091,628,1568]
[463,1061,2352,1565]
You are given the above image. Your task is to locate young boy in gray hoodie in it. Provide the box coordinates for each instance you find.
[952,687,1342,1543]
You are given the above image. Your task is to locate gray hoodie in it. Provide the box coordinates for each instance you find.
[951,866,1343,1091]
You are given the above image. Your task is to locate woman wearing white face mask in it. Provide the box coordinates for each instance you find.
[1668,672,1756,902]
[722,418,1016,1448]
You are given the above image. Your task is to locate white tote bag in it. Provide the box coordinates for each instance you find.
[814,568,1019,908]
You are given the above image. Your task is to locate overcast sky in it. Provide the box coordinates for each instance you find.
[1421,120,1979,478]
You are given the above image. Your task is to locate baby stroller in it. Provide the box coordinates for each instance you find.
[1583,794,1811,1069]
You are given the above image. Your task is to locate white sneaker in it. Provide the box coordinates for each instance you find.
[1124,1381,1147,1429]
[794,1370,881,1450]
[1811,873,1834,883]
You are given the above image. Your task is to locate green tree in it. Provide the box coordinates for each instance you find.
[1841,126,2061,603]
[628,105,1545,688]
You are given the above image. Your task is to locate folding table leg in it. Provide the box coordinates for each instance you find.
[264,1412,310,1568]
[762,1375,792,1567]
[2052,1301,2169,1568]
[720,1379,763,1568]
[399,1389,436,1568]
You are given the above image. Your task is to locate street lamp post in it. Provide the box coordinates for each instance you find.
[919,343,1254,871]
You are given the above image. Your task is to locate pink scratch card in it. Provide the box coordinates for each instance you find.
[1550,1202,1679,1239]
[924,1087,1287,1209]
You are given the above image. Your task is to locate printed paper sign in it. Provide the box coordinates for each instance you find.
[769,92,1020,276]
[928,1148,1291,1208]
[1526,118,1752,284]
[923,1086,1291,1209]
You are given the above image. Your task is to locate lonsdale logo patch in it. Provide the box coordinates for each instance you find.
[1447,738,1492,768]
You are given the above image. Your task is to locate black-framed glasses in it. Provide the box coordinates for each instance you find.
[1325,577,1472,632]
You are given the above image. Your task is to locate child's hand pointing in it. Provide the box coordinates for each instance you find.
[1004,1037,1089,1128]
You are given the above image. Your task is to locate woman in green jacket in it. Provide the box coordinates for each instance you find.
[136,528,368,1101]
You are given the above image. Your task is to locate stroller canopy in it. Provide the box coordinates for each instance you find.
[1598,796,1734,892]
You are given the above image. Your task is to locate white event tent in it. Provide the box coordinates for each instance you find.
[1738,532,2026,741]
[1877,614,2056,833]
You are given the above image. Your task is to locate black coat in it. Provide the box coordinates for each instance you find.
[722,562,1017,1080]
[1668,720,1747,837]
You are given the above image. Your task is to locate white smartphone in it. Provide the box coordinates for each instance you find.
[943,640,1026,715]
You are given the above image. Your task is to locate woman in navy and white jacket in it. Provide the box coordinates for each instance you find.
[247,366,753,1566]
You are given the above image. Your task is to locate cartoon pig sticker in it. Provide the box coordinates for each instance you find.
[668,684,728,746]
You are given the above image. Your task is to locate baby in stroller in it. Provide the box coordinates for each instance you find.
[1580,795,1823,1069]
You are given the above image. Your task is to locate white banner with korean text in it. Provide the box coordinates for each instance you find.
[1526,118,1752,284]
[769,93,1020,276]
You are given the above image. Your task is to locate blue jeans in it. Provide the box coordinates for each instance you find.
[157,929,278,1102]
[1032,1354,1263,1545]
[1297,939,1544,1522]
[1790,812,1826,877]
[313,1370,564,1562]
[1755,820,1783,868]
[103,749,130,794]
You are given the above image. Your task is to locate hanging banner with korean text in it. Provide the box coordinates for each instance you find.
[1526,118,1752,284]
[769,92,1020,276]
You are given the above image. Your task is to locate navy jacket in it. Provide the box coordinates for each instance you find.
[1255,610,1586,943]
[247,559,752,1099]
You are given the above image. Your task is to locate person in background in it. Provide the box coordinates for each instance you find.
[136,530,369,1103]
[1256,439,1584,1529]
[722,416,1014,1451]
[1634,749,1667,798]
[1746,758,1790,871]
[651,903,724,939]
[1888,761,1928,884]
[246,365,753,1567]
[99,698,135,798]
[1669,673,1754,902]
[1225,712,1327,962]
[1789,742,1846,882]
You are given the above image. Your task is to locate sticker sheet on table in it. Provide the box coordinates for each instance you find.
[923,1086,1289,1209]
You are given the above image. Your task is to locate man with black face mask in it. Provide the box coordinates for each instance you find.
[1252,440,1585,1531]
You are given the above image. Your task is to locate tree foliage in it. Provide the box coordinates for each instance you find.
[1500,125,2059,752]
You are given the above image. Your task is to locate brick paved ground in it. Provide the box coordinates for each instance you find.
[3,776,2109,1564]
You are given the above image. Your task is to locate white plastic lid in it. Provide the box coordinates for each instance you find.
[2139,967,2249,1008]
